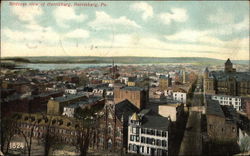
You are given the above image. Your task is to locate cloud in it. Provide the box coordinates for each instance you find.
[165,29,249,50]
[11,5,43,23]
[88,11,141,30]
[208,9,234,24]
[64,29,89,39]
[158,8,188,25]
[130,2,153,21]
[53,7,87,27]
[2,27,59,43]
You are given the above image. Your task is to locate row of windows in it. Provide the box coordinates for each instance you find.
[128,144,168,155]
[141,128,167,137]
[209,124,236,132]
[130,135,167,147]
[213,96,240,101]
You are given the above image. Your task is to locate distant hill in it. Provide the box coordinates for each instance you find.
[1,56,248,65]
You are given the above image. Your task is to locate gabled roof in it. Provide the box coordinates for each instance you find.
[115,99,139,121]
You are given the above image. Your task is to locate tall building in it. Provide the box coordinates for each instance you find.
[114,86,149,109]
[93,99,139,152]
[225,58,236,73]
[203,59,250,96]
[127,109,170,156]
[159,75,172,91]
[182,70,186,84]
[203,67,216,95]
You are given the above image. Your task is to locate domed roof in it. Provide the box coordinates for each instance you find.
[131,112,139,121]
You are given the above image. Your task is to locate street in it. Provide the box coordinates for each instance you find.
[179,76,203,156]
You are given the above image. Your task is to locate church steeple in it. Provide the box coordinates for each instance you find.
[225,58,235,72]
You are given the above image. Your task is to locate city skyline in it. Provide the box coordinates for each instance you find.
[1,1,249,60]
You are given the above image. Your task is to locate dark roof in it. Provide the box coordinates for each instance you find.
[121,86,144,91]
[204,67,209,73]
[128,77,137,82]
[225,58,232,64]
[159,75,169,79]
[139,109,170,131]
[53,94,86,102]
[115,99,139,121]
[211,71,250,81]
[206,99,225,118]
[221,106,239,123]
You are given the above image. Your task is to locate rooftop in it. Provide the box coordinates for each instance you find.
[121,86,145,91]
[206,98,225,118]
[52,94,86,102]
[139,109,170,131]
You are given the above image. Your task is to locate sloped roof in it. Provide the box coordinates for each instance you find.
[225,58,232,64]
[115,99,139,122]
[139,109,170,131]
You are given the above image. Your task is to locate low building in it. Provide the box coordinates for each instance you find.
[127,109,170,156]
[173,89,187,105]
[206,99,238,142]
[47,94,87,115]
[211,95,242,111]
[65,89,77,95]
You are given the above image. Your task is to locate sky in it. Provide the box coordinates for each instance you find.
[1,1,249,60]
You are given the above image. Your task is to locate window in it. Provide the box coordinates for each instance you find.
[141,137,145,143]
[136,136,139,142]
[152,139,155,145]
[132,127,136,134]
[162,131,167,137]
[141,146,144,153]
[141,128,145,134]
[151,129,155,135]
[157,130,161,136]
[130,135,134,141]
[129,144,132,151]
[133,145,137,152]
[162,140,167,147]
[156,139,161,146]
[147,129,151,135]
[232,127,236,132]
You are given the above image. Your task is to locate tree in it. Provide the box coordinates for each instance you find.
[0,117,17,154]
[18,115,37,156]
[74,105,103,156]
[40,115,59,156]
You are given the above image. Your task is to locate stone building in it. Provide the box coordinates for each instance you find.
[204,58,250,96]
[159,75,172,91]
[206,99,238,142]
[114,86,149,109]
[92,99,139,153]
[47,94,87,115]
[11,113,80,145]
